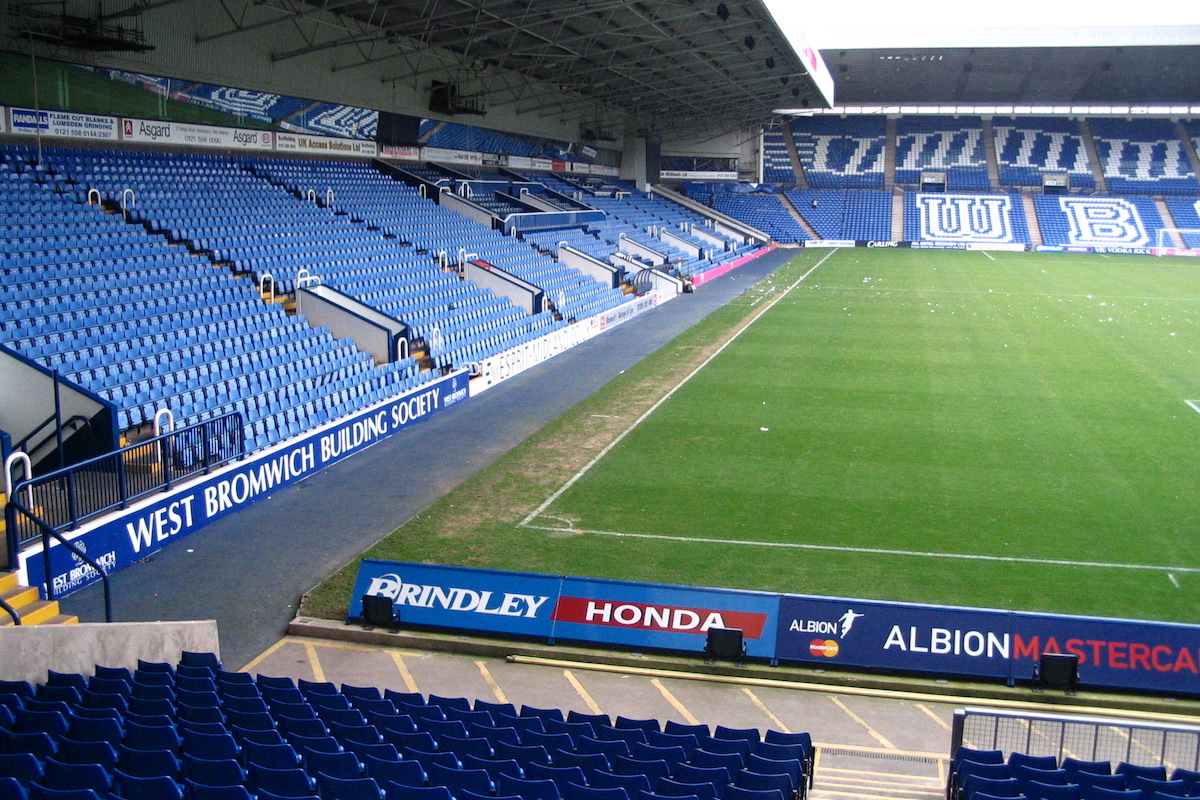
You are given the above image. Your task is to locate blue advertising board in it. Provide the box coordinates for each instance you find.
[1008,611,1200,696]
[22,371,470,596]
[349,561,1200,696]
[350,560,561,637]
[552,576,778,658]
[351,561,780,657]
[775,595,1014,681]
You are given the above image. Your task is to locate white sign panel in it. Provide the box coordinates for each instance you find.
[11,108,118,140]
[276,132,377,157]
[423,146,483,166]
[380,145,421,161]
[121,118,274,150]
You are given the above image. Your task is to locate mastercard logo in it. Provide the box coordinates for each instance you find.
[809,639,839,658]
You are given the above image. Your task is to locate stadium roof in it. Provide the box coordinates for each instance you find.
[204,0,835,134]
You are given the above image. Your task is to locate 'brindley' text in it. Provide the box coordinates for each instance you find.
[365,573,549,618]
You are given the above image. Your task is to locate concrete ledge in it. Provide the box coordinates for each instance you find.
[0,619,220,683]
[288,616,1200,720]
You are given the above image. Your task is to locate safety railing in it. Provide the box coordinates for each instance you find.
[952,706,1200,772]
[5,413,244,567]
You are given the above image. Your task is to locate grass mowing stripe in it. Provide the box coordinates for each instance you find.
[518,522,1200,573]
[518,249,837,530]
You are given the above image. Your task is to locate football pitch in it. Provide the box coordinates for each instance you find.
[314,247,1200,626]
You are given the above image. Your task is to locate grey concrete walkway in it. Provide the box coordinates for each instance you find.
[62,249,797,670]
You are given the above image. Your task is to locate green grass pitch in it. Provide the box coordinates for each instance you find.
[521,247,1200,624]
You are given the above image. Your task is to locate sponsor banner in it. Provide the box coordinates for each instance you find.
[595,293,660,333]
[346,562,1200,693]
[1094,247,1155,256]
[579,145,598,159]
[1157,247,1200,258]
[1035,245,1066,252]
[911,241,968,250]
[532,158,554,171]
[11,108,118,140]
[0,108,6,134]
[276,132,376,157]
[351,560,560,637]
[807,240,855,249]
[660,171,739,182]
[552,576,778,658]
[858,241,908,249]
[507,156,534,170]
[966,242,1026,252]
[121,118,273,150]
[380,145,421,161]
[472,295,661,396]
[552,160,568,172]
[1008,612,1200,695]
[423,146,482,166]
[348,561,779,657]
[594,165,620,178]
[776,596,1013,680]
[21,372,469,596]
[473,320,597,395]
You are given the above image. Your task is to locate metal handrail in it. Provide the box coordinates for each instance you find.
[11,497,113,622]
[0,596,19,625]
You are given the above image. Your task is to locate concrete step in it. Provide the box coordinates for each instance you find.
[0,570,80,626]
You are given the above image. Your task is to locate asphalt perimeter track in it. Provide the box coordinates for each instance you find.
[62,248,796,669]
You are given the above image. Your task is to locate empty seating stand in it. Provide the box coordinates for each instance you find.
[0,656,815,800]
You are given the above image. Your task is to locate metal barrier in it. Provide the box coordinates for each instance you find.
[952,706,1200,771]
[5,413,244,564]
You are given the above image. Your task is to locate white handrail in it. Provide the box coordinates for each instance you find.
[306,189,317,203]
[259,273,276,304]
[295,269,322,315]
[153,408,174,437]
[121,188,136,221]
[326,188,334,206]
[4,452,32,506]
[420,184,428,199]
[86,188,101,205]
[437,249,449,270]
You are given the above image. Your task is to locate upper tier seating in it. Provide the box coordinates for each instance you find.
[785,189,892,240]
[992,116,1095,189]
[895,116,990,190]
[788,116,887,189]
[0,655,815,800]
[761,126,796,183]
[1088,118,1200,195]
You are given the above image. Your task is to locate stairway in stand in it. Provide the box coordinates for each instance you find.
[809,746,947,800]
[0,570,79,626]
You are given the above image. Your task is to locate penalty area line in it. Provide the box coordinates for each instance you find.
[517,250,838,530]
[520,522,1200,575]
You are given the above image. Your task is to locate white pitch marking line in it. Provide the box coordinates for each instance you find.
[518,250,838,529]
[1170,573,1181,588]
[1186,400,1200,415]
[519,522,1200,575]
[981,250,996,262]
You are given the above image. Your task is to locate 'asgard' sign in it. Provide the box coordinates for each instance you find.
[351,561,1200,695]
[21,372,469,596]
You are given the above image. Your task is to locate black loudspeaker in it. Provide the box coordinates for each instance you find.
[360,595,397,627]
[1035,652,1079,694]
[705,628,746,664]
